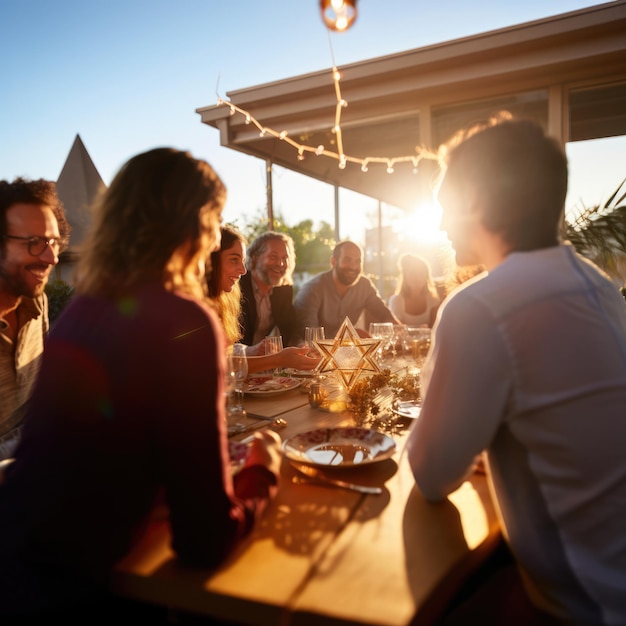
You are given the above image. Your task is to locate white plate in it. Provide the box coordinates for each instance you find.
[393,401,422,420]
[282,427,396,467]
[228,440,250,475]
[243,376,303,396]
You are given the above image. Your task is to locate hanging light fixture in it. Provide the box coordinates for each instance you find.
[320,0,358,32]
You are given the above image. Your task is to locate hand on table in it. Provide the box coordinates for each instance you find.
[236,430,282,502]
[246,430,282,476]
[280,346,321,370]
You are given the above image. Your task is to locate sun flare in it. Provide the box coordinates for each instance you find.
[398,201,447,247]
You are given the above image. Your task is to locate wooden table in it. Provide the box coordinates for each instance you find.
[112,374,501,626]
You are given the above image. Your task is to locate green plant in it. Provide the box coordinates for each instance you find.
[45,279,74,323]
[564,179,626,287]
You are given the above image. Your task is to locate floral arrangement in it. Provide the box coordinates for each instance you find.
[347,368,421,427]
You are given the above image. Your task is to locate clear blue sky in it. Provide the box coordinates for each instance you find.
[2,0,622,243]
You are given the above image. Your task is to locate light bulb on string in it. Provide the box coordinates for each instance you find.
[320,0,358,33]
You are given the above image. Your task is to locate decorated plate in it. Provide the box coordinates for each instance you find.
[243,376,303,395]
[283,368,317,377]
[393,401,422,420]
[228,440,250,475]
[282,427,396,467]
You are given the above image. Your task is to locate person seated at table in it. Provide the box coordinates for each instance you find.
[0,148,282,623]
[238,230,297,351]
[207,225,319,374]
[0,177,70,461]
[388,253,441,328]
[407,114,626,625]
[294,240,399,339]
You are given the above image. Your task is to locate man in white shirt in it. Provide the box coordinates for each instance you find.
[407,115,626,625]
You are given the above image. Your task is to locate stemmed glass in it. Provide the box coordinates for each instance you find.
[405,327,431,371]
[369,322,394,363]
[304,326,325,357]
[305,326,325,377]
[264,335,283,376]
[226,343,248,434]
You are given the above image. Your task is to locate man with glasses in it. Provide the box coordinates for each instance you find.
[0,178,69,460]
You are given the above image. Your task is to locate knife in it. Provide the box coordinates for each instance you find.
[292,463,382,495]
[246,412,275,421]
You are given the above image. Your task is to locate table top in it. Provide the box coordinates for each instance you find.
[112,367,500,626]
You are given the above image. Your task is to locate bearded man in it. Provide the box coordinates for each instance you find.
[0,178,69,460]
[294,240,397,339]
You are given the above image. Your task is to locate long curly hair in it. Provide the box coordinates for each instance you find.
[0,177,70,255]
[207,225,247,344]
[75,148,225,300]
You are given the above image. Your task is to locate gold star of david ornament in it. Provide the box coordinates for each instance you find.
[314,317,382,393]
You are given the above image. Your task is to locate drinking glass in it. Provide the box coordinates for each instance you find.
[264,335,284,376]
[392,324,406,357]
[304,326,325,357]
[368,322,394,362]
[405,327,431,370]
[226,343,248,434]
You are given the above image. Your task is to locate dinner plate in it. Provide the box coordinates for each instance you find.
[283,368,317,377]
[243,376,303,396]
[393,400,422,420]
[228,440,250,475]
[282,427,396,467]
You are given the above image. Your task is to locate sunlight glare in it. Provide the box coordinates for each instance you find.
[398,200,447,247]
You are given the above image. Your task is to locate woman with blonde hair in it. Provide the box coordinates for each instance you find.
[389,253,441,327]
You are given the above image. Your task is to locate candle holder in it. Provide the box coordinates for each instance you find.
[313,317,381,394]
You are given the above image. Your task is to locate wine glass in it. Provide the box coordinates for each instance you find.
[304,326,325,357]
[226,343,248,434]
[264,335,283,376]
[405,327,431,370]
[369,322,394,362]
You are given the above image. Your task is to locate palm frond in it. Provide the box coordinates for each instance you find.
[563,179,626,277]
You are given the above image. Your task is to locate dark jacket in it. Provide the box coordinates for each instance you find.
[239,272,296,346]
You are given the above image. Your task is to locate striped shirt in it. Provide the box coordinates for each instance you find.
[0,295,48,439]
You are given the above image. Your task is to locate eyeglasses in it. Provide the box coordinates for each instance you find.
[3,234,65,257]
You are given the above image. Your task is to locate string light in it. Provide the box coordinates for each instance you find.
[215,64,437,174]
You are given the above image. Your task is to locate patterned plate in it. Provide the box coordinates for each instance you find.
[282,427,396,467]
[243,376,303,396]
[393,401,422,420]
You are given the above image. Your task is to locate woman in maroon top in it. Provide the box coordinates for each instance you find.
[0,148,281,623]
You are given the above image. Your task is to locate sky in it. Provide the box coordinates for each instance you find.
[2,0,624,246]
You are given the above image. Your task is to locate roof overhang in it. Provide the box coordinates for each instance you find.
[197,1,626,210]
